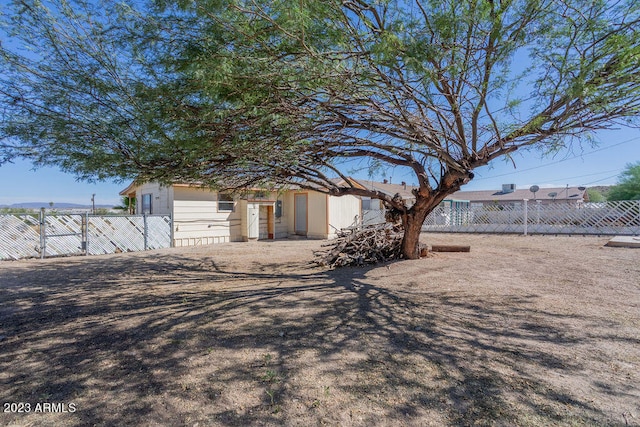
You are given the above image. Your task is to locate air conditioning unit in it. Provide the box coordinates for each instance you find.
[502,184,516,193]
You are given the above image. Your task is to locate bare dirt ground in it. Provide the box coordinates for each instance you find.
[0,233,639,426]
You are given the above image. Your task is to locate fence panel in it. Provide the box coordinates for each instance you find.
[362,209,387,226]
[1,213,172,261]
[145,215,172,249]
[87,216,146,254]
[86,215,172,255]
[0,214,41,260]
[422,200,640,235]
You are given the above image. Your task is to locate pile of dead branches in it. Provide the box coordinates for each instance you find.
[314,223,404,268]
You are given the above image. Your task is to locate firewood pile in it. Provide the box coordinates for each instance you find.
[314,223,404,268]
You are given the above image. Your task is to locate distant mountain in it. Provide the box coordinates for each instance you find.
[1,202,116,209]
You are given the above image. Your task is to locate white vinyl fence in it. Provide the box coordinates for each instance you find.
[1,210,171,261]
[363,200,640,236]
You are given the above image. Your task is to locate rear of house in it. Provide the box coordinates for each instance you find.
[120,182,361,247]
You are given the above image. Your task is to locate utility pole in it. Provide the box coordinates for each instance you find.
[91,194,95,215]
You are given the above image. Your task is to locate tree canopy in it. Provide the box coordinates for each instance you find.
[2,0,640,258]
[608,162,640,200]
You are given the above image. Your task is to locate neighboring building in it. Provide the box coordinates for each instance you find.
[448,184,589,206]
[353,179,418,210]
[353,180,588,207]
[351,180,589,226]
[119,182,361,247]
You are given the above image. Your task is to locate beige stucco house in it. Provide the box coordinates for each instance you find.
[119,182,361,247]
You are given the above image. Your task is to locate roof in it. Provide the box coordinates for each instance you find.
[119,181,282,196]
[121,179,586,203]
[351,180,587,203]
[352,179,417,200]
[448,186,587,202]
[120,177,364,196]
[119,182,138,196]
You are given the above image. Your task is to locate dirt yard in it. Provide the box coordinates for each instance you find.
[0,233,638,426]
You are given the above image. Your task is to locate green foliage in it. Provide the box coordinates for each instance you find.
[586,188,605,203]
[114,196,136,212]
[608,162,640,201]
[261,369,279,383]
[3,0,638,189]
[0,207,36,215]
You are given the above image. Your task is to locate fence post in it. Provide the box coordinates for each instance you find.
[523,199,528,236]
[143,213,148,251]
[169,214,174,248]
[84,212,90,256]
[39,208,46,259]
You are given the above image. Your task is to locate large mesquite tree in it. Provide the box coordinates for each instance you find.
[2,0,640,259]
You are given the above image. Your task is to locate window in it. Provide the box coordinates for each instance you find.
[361,197,372,210]
[218,193,235,212]
[141,193,153,214]
[253,191,268,199]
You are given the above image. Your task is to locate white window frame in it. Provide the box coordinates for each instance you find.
[217,193,235,212]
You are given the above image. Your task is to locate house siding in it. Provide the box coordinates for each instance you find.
[273,193,289,239]
[306,191,328,239]
[283,192,296,236]
[136,182,172,215]
[172,186,242,247]
[327,194,360,238]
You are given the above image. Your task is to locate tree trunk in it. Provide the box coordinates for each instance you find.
[400,207,430,260]
[397,171,471,260]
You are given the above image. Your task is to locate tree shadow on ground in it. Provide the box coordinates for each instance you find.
[0,249,637,426]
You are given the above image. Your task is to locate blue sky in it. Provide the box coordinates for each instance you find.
[0,125,637,206]
[0,160,128,206]
[346,126,640,193]
[463,127,640,192]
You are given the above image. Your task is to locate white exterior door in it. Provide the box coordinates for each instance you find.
[247,204,259,239]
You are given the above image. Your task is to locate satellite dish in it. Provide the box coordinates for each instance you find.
[578,186,586,191]
[529,185,540,193]
[548,192,558,199]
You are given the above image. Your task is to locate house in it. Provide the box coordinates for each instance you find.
[448,184,589,207]
[119,182,361,247]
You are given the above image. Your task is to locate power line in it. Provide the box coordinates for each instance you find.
[473,136,640,181]
[539,168,622,183]
[582,174,621,186]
